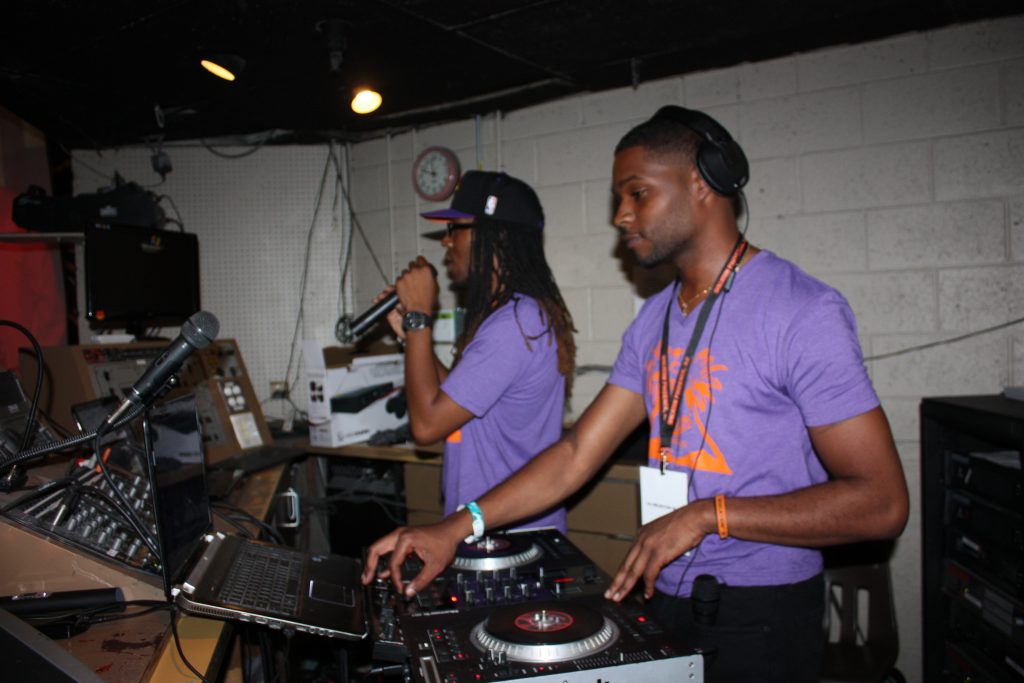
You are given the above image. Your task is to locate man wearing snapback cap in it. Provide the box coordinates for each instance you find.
[375,170,576,534]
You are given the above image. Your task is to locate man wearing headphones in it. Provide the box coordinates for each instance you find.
[363,107,909,681]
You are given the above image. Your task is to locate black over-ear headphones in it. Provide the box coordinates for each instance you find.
[651,105,749,196]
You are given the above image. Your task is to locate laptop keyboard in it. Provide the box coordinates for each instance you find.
[219,544,303,616]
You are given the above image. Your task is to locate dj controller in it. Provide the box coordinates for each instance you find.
[367,529,704,682]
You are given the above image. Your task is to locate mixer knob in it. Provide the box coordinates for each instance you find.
[509,567,517,580]
[504,585,512,600]
[538,566,545,580]
[485,586,494,603]
[133,475,143,487]
[520,583,531,599]
[464,589,475,606]
[456,572,465,587]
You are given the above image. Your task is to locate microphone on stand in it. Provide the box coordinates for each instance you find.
[98,311,220,435]
[335,293,399,345]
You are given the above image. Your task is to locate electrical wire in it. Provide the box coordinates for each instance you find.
[211,500,286,545]
[335,143,356,321]
[152,193,186,232]
[199,130,277,159]
[0,321,44,454]
[19,599,170,630]
[170,607,212,683]
[212,508,254,539]
[282,147,333,395]
[0,403,144,470]
[864,315,1024,362]
[333,151,390,286]
[59,143,116,183]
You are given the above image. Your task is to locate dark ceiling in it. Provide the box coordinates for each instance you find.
[2,0,1021,150]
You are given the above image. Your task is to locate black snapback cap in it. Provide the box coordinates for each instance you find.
[421,170,544,239]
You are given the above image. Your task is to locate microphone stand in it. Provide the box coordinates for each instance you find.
[0,375,178,472]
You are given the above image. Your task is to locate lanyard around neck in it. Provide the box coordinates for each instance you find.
[657,237,748,473]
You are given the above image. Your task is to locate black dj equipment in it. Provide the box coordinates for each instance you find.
[369,528,703,681]
[367,529,610,662]
[401,595,703,683]
[12,182,163,232]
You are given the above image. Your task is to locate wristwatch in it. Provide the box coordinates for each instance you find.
[401,311,433,332]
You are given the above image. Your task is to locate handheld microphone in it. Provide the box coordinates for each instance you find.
[691,574,721,626]
[99,311,220,433]
[335,292,399,345]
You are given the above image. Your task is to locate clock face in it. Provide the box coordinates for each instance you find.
[413,146,460,201]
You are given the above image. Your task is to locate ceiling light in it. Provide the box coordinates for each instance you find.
[351,88,382,114]
[200,55,245,82]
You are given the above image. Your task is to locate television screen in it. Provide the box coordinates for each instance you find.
[85,225,200,332]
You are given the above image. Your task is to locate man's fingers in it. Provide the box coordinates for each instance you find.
[388,536,411,594]
[605,545,644,601]
[642,561,662,600]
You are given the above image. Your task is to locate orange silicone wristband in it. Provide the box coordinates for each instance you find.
[715,494,728,539]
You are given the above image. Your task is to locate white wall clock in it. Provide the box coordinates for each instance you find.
[412,146,460,202]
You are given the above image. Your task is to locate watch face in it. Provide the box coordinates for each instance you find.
[413,146,460,201]
[402,311,432,331]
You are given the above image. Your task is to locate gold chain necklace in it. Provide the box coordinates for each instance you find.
[679,286,710,315]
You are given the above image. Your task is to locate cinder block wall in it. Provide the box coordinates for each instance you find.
[345,16,1024,681]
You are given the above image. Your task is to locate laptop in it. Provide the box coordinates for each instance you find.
[144,394,366,640]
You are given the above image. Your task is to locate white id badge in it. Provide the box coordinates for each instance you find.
[639,465,689,525]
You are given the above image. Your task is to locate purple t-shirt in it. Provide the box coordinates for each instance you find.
[608,250,879,596]
[440,294,567,532]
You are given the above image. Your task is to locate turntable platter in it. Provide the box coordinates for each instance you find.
[452,535,543,571]
[470,601,619,663]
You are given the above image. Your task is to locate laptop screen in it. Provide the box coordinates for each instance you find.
[145,395,211,591]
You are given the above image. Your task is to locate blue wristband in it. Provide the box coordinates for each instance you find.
[463,500,485,542]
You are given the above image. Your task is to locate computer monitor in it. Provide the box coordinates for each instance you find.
[85,224,200,335]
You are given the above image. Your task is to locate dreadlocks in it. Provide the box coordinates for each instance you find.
[455,217,576,393]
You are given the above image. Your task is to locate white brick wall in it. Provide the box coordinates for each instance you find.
[69,16,1024,683]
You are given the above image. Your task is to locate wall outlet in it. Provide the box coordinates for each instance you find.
[270,380,289,399]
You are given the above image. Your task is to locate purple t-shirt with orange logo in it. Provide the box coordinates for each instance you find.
[609,250,879,597]
[440,294,567,532]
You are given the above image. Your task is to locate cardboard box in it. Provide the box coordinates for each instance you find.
[302,341,406,447]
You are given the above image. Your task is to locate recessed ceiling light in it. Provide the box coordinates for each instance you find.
[351,88,382,114]
[200,55,245,82]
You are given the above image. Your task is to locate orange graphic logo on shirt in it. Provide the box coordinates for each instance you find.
[447,429,463,444]
[645,342,732,475]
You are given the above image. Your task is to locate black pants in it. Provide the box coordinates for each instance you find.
[649,573,824,683]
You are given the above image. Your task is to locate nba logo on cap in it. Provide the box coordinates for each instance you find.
[485,195,498,215]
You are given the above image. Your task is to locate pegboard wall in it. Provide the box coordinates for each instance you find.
[71,143,355,420]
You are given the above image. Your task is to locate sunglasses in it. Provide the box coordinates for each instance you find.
[445,222,475,238]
